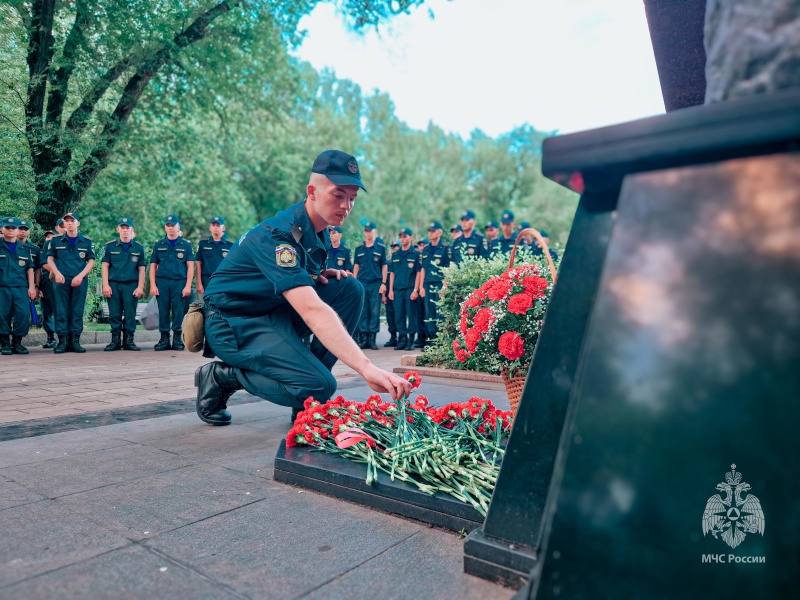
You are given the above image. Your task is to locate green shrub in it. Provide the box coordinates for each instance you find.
[419,248,555,371]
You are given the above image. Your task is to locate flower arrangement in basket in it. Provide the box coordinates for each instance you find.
[452,228,557,411]
[285,372,514,515]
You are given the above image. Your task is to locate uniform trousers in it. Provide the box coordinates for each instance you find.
[108,281,138,335]
[205,276,364,408]
[392,288,417,336]
[358,280,382,334]
[385,293,396,335]
[54,277,88,336]
[156,278,187,333]
[423,281,443,339]
[40,278,56,335]
[0,287,29,336]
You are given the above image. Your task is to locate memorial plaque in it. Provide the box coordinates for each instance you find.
[532,153,800,598]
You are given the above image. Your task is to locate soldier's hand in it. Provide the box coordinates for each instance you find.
[28,287,37,300]
[55,273,65,284]
[388,290,394,301]
[102,285,112,298]
[151,286,159,296]
[361,364,412,401]
[181,286,191,297]
[318,269,348,285]
[196,285,204,295]
[37,288,43,298]
[133,287,144,299]
[419,287,426,298]
[410,291,419,301]
[71,275,83,287]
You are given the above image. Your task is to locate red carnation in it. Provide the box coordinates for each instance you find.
[465,327,481,352]
[498,331,525,360]
[522,276,548,299]
[455,347,470,363]
[507,293,533,315]
[487,278,512,301]
[404,371,423,388]
[466,292,484,309]
[473,307,495,333]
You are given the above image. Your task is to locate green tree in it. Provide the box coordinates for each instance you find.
[3,0,430,229]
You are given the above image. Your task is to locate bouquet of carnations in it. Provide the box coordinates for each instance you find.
[452,264,552,378]
[285,373,514,515]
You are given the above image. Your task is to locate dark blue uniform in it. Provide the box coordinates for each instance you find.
[389,247,421,336]
[420,242,451,340]
[149,237,194,334]
[196,237,234,289]
[353,242,386,335]
[490,236,516,255]
[0,241,34,338]
[102,239,145,336]
[203,200,363,408]
[46,233,95,337]
[452,231,489,264]
[326,245,353,271]
[39,238,57,337]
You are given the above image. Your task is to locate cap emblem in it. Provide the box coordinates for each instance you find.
[347,158,359,174]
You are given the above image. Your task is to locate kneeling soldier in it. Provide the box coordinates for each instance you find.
[0,217,37,354]
[102,218,146,351]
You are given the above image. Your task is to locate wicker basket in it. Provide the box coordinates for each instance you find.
[501,368,527,413]
[500,228,557,413]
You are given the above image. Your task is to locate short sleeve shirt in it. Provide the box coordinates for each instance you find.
[0,242,33,287]
[353,243,386,283]
[102,239,146,282]
[22,241,42,270]
[491,236,516,255]
[421,242,452,283]
[452,231,489,264]
[196,237,234,285]
[390,248,421,291]
[45,233,95,277]
[203,200,329,317]
[149,237,195,280]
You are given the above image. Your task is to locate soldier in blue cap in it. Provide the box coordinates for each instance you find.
[45,212,95,353]
[484,220,500,245]
[195,216,233,299]
[492,209,518,254]
[14,219,43,344]
[419,220,451,346]
[452,209,489,263]
[532,229,559,261]
[326,226,353,272]
[382,240,400,347]
[101,218,146,351]
[0,217,37,355]
[38,225,61,347]
[388,227,421,351]
[352,221,386,350]
[149,214,195,351]
[197,150,411,426]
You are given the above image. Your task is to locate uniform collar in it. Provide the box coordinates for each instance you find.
[60,232,85,242]
[116,238,135,246]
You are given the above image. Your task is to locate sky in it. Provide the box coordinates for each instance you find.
[293,0,666,138]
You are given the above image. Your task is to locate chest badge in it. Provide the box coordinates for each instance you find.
[275,244,297,267]
[222,251,228,257]
[132,256,139,262]
[467,248,474,255]
[177,252,184,259]
[79,251,86,258]
[19,259,26,266]
[337,257,344,266]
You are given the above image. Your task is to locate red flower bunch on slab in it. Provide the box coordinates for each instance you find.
[453,264,552,377]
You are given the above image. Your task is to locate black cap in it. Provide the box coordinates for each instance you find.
[118,217,134,227]
[399,227,413,237]
[210,216,225,225]
[485,220,499,229]
[311,150,367,191]
[329,226,343,233]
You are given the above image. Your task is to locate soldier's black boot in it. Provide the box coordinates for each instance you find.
[358,332,369,350]
[194,362,241,426]
[42,334,56,349]
[122,332,141,351]
[11,336,29,355]
[0,336,11,356]
[171,331,185,351]
[154,332,171,351]
[104,333,122,351]
[368,333,378,350]
[414,334,426,348]
[384,333,397,347]
[71,334,86,353]
[394,334,408,351]
[53,335,68,354]
[406,334,416,350]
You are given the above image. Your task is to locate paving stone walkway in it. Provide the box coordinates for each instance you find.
[0,326,512,599]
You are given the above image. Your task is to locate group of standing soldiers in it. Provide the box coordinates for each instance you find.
[0,211,233,355]
[325,208,557,352]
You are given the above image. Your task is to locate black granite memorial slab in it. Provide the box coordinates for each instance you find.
[274,440,484,533]
[467,89,800,592]
[531,149,800,598]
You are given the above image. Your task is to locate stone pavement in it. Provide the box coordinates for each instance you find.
[0,327,513,599]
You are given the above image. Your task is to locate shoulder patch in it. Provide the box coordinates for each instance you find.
[275,244,298,267]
